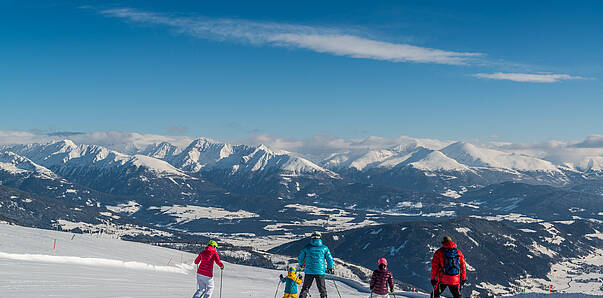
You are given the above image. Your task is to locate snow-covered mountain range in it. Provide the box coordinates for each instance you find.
[0,135,601,208]
[0,134,600,236]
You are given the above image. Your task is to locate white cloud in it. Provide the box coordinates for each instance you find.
[573,135,603,148]
[473,72,585,83]
[98,8,481,65]
[239,134,452,161]
[0,130,48,145]
[485,137,603,171]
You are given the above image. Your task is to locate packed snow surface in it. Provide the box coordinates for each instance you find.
[0,224,427,297]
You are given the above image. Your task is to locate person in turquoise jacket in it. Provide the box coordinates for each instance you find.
[279,267,303,298]
[298,232,334,298]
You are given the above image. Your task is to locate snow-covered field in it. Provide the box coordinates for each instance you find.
[0,224,427,297]
[148,205,259,224]
[514,248,603,296]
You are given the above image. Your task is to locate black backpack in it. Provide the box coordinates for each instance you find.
[443,248,460,276]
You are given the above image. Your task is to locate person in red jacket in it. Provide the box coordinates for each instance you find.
[369,258,394,297]
[430,236,466,298]
[193,240,224,298]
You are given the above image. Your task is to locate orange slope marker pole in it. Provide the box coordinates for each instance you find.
[167,256,174,265]
[53,239,56,250]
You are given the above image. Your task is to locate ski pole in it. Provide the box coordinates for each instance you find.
[220,268,223,298]
[430,274,441,298]
[332,279,342,298]
[274,280,282,298]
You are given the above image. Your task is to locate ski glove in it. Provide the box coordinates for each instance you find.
[327,268,335,274]
[431,280,437,287]
[280,274,284,279]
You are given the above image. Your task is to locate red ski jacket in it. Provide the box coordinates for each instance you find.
[370,264,394,295]
[430,241,466,285]
[195,245,224,277]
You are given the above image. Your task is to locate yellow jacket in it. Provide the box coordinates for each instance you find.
[280,270,302,294]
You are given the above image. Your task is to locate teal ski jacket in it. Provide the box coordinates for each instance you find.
[298,238,334,275]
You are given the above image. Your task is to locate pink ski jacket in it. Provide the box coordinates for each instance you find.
[195,245,224,277]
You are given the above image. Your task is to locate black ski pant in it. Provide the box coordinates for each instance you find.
[299,274,327,298]
[432,284,461,298]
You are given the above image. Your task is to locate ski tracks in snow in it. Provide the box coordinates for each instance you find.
[0,251,191,274]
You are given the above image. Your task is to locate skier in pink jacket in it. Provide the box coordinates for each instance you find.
[193,240,224,298]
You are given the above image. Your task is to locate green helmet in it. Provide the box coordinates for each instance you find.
[208,240,219,248]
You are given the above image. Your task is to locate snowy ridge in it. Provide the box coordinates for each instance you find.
[348,149,397,170]
[440,142,561,172]
[167,138,234,172]
[128,154,186,176]
[159,138,337,178]
[7,140,190,178]
[0,151,57,179]
[142,141,182,159]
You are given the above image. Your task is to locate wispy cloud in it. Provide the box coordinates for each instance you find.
[473,72,586,83]
[98,8,481,65]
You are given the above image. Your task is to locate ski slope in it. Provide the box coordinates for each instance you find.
[0,224,426,297]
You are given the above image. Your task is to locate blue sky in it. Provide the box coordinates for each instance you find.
[1,1,601,142]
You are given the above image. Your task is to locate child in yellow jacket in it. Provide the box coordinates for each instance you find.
[279,267,303,298]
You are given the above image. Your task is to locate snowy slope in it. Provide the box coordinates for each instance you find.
[0,151,57,179]
[0,224,426,298]
[406,150,472,172]
[440,142,561,172]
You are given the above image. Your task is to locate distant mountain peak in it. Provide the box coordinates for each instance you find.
[50,139,78,152]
